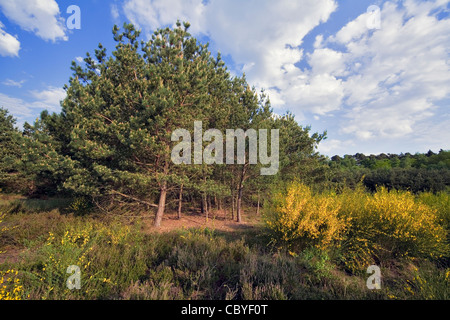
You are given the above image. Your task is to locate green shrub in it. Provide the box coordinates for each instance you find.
[68,197,92,216]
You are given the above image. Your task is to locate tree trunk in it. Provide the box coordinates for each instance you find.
[177,184,183,220]
[256,192,260,215]
[231,189,235,221]
[223,203,227,220]
[208,196,212,214]
[201,196,204,214]
[203,193,208,222]
[236,186,243,223]
[154,159,169,228]
[236,165,247,223]
[154,183,167,228]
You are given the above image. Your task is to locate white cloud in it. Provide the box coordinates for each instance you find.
[123,0,206,35]
[111,4,120,21]
[30,86,66,111]
[247,0,448,153]
[317,138,355,155]
[2,79,25,88]
[201,0,337,87]
[331,1,450,142]
[122,0,339,109]
[0,0,67,42]
[308,48,346,76]
[121,0,449,155]
[0,93,34,120]
[331,11,371,44]
[0,21,20,57]
[412,112,450,150]
[0,87,66,127]
[274,1,448,132]
[281,73,345,115]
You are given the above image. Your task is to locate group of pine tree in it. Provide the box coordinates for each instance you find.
[0,22,448,227]
[0,23,326,227]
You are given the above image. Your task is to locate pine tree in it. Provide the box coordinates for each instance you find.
[40,22,244,227]
[0,108,22,192]
[20,21,327,226]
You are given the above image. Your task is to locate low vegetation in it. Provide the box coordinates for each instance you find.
[1,187,448,300]
[265,183,449,274]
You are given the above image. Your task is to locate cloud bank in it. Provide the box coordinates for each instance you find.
[0,0,67,42]
[0,21,20,57]
[119,0,449,155]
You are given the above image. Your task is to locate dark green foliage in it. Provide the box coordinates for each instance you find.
[363,168,450,193]
[0,108,30,194]
[329,150,450,171]
[8,22,323,226]
[327,150,450,193]
[0,108,20,184]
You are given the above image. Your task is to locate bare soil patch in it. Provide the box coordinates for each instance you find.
[0,247,23,265]
[143,209,260,234]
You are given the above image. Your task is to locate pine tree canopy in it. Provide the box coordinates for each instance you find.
[17,21,324,227]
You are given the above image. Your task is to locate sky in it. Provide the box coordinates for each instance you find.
[0,0,449,157]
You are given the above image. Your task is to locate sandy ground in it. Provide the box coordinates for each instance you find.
[0,206,262,264]
[144,209,260,233]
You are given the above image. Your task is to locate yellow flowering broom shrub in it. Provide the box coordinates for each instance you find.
[416,192,450,235]
[1,213,25,300]
[264,182,348,251]
[0,269,24,300]
[35,221,117,299]
[37,224,94,299]
[265,184,449,274]
[340,187,448,272]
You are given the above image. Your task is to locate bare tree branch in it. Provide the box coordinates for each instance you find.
[110,190,159,208]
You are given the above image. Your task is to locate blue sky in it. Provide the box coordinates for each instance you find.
[0,0,449,157]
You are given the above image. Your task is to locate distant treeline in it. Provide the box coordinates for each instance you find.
[327,150,450,193]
